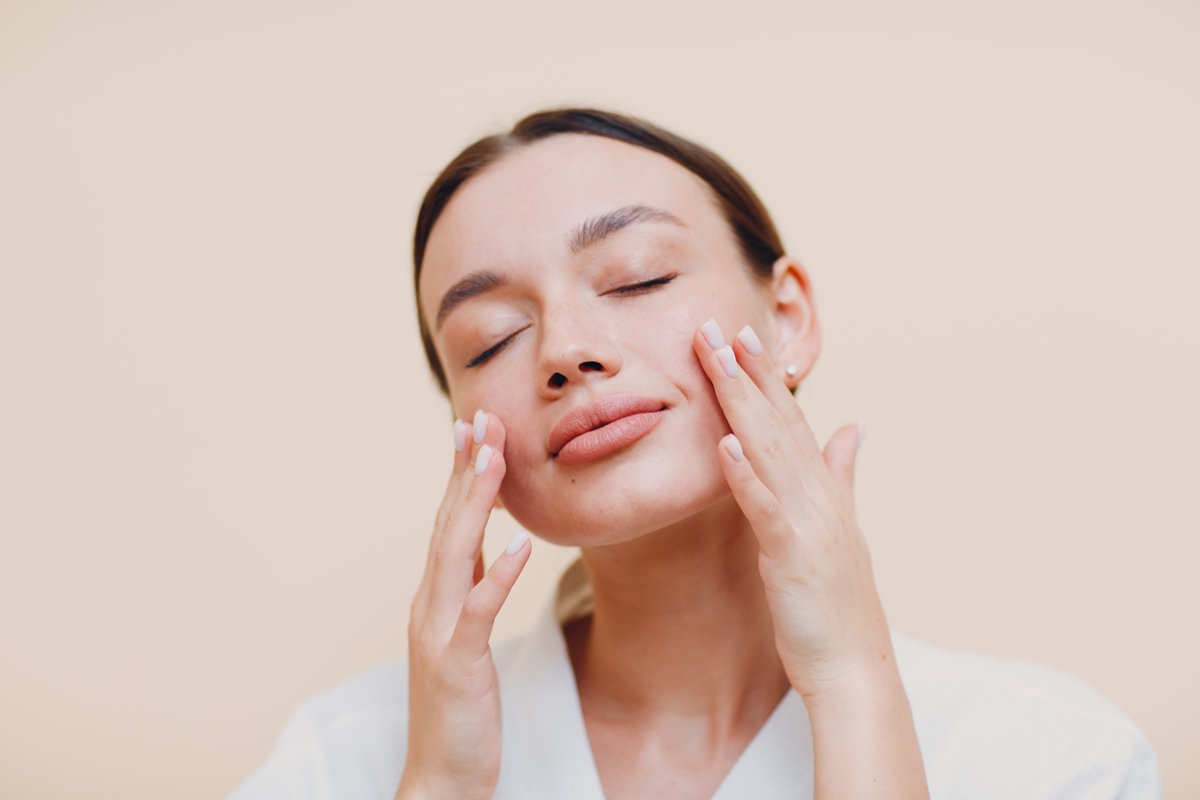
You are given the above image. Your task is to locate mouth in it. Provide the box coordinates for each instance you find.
[548,394,668,467]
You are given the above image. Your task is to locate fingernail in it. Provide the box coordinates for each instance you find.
[475,444,493,475]
[736,325,763,356]
[504,530,529,556]
[723,434,744,462]
[453,419,467,452]
[700,318,725,349]
[716,345,739,378]
[857,420,866,450]
[473,410,488,444]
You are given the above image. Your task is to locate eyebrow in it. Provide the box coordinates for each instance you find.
[435,270,508,330]
[569,204,686,254]
[434,205,686,330]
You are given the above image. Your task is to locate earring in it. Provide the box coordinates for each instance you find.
[785,364,798,378]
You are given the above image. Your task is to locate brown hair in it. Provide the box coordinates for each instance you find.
[413,108,786,394]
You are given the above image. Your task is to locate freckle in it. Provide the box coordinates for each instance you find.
[571,478,576,484]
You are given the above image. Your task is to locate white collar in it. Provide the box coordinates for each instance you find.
[495,560,814,798]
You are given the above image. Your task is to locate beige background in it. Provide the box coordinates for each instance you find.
[1,1,1197,797]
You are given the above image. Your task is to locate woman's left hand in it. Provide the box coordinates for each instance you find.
[692,318,891,702]
[695,319,929,798]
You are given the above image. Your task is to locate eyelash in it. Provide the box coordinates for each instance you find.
[606,272,678,296]
[466,331,520,369]
[464,273,678,368]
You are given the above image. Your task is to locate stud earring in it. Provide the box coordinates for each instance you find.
[785,364,798,378]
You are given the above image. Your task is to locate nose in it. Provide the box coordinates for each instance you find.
[537,306,622,397]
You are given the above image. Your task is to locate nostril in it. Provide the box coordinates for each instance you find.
[548,373,567,389]
[579,361,603,372]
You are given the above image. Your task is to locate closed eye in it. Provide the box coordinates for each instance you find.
[606,273,678,296]
[464,275,675,368]
[466,329,524,368]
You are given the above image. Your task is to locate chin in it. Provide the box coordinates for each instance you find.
[500,443,732,547]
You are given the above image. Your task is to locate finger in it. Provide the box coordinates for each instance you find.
[717,434,807,561]
[422,418,478,577]
[732,324,823,460]
[428,410,508,618]
[453,417,473,467]
[706,321,845,504]
[462,412,505,586]
[693,326,807,499]
[455,409,508,506]
[822,421,864,502]
[697,324,851,529]
[449,530,532,661]
[427,439,507,621]
[416,413,501,620]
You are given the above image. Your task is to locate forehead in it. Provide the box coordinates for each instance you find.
[419,134,724,309]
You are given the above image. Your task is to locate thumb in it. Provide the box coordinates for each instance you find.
[823,420,865,498]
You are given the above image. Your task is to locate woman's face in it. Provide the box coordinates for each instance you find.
[419,134,784,545]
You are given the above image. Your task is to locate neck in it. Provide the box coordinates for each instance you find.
[565,496,790,728]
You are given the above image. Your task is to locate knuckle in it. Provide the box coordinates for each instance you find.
[782,400,806,426]
[731,375,750,401]
[762,405,791,439]
[761,435,789,463]
[750,491,783,522]
[437,502,459,532]
[431,545,469,574]
[432,546,454,568]
[462,486,490,514]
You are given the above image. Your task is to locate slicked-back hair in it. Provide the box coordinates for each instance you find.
[413,108,785,395]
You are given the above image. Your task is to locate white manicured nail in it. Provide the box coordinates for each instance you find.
[475,444,493,475]
[453,420,467,452]
[737,325,763,356]
[723,434,744,462]
[716,346,739,378]
[700,319,725,349]
[473,410,488,444]
[857,420,866,450]
[504,530,529,556]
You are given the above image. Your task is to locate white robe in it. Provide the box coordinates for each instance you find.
[230,561,1162,799]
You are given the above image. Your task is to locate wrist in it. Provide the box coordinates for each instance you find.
[797,641,907,716]
[396,764,494,800]
[395,770,434,800]
[799,648,929,799]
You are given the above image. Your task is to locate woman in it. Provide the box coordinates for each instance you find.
[232,109,1160,799]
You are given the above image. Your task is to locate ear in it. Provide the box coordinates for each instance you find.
[770,255,821,391]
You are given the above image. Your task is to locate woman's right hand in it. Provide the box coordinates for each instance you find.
[395,410,531,800]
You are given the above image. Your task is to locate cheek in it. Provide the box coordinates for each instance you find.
[495,469,544,533]
[655,305,732,417]
[449,371,526,432]
[647,304,715,383]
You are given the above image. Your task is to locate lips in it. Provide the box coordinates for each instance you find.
[548,394,667,467]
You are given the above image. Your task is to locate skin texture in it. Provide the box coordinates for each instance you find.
[399,134,929,799]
